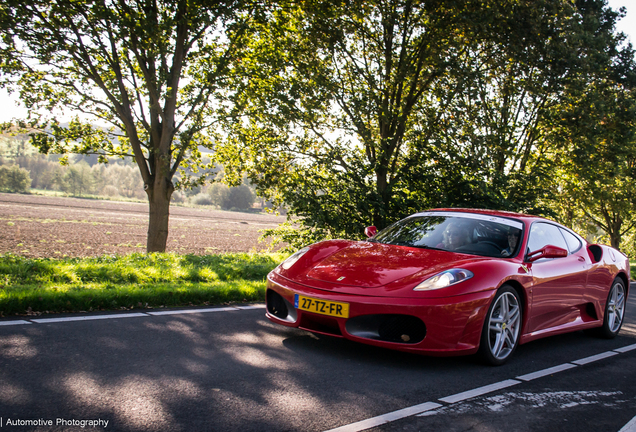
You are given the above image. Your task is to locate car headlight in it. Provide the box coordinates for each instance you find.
[413,269,474,291]
[278,247,310,270]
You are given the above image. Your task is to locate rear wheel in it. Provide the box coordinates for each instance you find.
[600,278,626,339]
[478,286,522,366]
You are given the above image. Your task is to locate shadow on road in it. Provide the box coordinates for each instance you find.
[1,296,635,431]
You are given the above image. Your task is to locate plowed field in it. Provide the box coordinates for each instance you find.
[0,192,287,258]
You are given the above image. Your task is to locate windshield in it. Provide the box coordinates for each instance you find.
[371,213,524,258]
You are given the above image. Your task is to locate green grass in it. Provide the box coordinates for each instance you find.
[0,252,286,316]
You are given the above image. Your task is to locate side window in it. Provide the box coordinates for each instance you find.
[560,228,582,253]
[527,223,568,254]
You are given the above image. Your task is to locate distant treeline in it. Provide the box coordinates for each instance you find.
[0,137,259,211]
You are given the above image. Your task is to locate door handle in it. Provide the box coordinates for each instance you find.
[578,256,585,262]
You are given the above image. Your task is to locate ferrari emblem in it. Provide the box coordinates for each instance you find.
[521,265,529,273]
[337,276,346,281]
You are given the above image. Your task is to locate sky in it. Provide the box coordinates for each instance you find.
[1,0,635,123]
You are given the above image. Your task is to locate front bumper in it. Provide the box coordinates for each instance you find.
[266,271,494,356]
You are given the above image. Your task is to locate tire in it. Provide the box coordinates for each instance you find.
[599,278,627,339]
[478,285,523,366]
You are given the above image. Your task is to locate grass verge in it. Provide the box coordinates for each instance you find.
[0,252,285,316]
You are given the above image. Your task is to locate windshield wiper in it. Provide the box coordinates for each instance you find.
[413,244,444,251]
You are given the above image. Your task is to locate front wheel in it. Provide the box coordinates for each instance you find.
[478,286,523,366]
[600,278,627,339]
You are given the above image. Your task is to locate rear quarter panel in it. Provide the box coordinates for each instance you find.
[585,245,630,307]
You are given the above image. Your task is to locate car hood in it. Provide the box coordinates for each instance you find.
[304,241,476,289]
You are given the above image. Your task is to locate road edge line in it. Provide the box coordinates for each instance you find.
[324,343,636,432]
[439,379,521,404]
[323,402,442,432]
[619,415,636,432]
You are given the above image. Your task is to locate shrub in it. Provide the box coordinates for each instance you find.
[15,155,60,190]
[208,183,254,210]
[227,185,255,210]
[208,182,230,207]
[192,192,213,206]
[0,165,31,193]
[171,190,186,203]
[60,162,95,196]
[102,185,120,197]
[103,164,144,198]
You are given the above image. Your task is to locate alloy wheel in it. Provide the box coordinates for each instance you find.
[607,281,626,334]
[487,291,521,360]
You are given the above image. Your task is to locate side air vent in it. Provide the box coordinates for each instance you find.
[266,290,297,323]
[588,245,603,263]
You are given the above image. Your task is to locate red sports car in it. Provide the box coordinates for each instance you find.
[265,209,630,365]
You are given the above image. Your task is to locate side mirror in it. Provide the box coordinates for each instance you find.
[526,245,568,262]
[364,226,377,238]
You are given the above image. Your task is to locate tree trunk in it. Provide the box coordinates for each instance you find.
[146,177,174,253]
[607,215,622,251]
[373,167,390,229]
[610,230,621,250]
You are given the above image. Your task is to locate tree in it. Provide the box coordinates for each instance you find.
[207,181,254,210]
[217,0,482,244]
[544,60,636,250]
[418,0,634,215]
[15,155,59,190]
[61,162,95,196]
[0,165,31,192]
[0,0,252,251]
[208,182,231,208]
[216,0,631,248]
[100,163,145,198]
[226,184,254,210]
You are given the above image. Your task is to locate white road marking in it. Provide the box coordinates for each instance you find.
[147,307,239,316]
[615,343,636,353]
[235,304,266,310]
[323,402,442,432]
[0,320,31,326]
[516,363,578,381]
[31,313,149,323]
[0,304,265,326]
[327,341,636,432]
[438,379,521,404]
[619,415,636,432]
[572,350,619,365]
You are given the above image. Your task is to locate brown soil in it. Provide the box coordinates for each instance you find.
[0,192,287,258]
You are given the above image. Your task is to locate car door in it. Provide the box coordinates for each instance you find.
[525,222,588,334]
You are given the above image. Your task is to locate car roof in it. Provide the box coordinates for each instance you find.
[423,208,545,225]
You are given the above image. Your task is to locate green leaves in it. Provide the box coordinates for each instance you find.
[217,0,476,237]
[0,0,255,251]
[214,0,636,253]
[0,165,31,193]
[544,70,636,250]
[3,0,634,254]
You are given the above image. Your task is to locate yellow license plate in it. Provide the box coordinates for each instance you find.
[294,294,349,318]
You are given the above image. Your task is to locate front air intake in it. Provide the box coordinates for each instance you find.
[267,289,289,319]
[346,314,426,344]
[378,315,427,343]
[266,290,297,323]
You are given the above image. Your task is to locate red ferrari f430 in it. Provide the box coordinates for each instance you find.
[266,209,630,365]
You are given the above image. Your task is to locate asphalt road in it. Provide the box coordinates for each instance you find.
[1,286,635,432]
